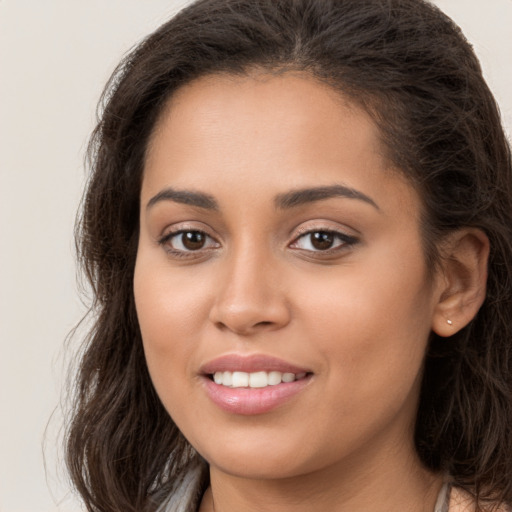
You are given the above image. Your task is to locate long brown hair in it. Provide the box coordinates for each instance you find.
[67,1,512,510]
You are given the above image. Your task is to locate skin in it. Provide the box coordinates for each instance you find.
[134,73,486,511]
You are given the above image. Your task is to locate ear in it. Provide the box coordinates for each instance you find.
[431,228,489,337]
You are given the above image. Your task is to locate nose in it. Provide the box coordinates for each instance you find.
[209,249,291,336]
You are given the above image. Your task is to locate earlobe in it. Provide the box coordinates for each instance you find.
[431,228,489,337]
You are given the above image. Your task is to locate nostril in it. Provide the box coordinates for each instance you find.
[213,319,276,335]
[209,297,291,335]
[255,321,272,327]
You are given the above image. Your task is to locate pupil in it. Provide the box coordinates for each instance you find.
[311,232,334,250]
[182,231,205,250]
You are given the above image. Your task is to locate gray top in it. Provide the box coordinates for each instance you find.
[157,463,452,512]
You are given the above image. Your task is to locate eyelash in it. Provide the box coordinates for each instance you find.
[290,228,358,254]
[158,229,219,259]
[158,227,358,259]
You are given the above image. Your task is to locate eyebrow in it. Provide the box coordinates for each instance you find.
[274,184,379,210]
[146,187,219,211]
[146,183,379,212]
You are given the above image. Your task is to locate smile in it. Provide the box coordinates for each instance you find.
[200,354,313,415]
[212,370,308,388]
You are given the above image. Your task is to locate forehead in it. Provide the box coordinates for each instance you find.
[143,71,416,216]
[148,72,383,163]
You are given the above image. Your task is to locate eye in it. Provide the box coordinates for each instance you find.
[159,229,219,254]
[291,230,357,252]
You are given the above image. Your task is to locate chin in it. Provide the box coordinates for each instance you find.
[193,433,335,482]
[208,455,308,481]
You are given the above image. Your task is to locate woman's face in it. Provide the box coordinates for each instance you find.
[134,73,443,480]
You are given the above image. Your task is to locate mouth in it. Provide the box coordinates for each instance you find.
[200,354,313,415]
[209,370,310,388]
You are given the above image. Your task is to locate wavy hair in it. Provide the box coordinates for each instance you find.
[67,1,512,510]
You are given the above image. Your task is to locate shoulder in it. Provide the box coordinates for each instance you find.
[449,487,511,512]
[156,460,207,512]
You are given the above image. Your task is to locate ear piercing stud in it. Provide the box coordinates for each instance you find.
[447,319,453,325]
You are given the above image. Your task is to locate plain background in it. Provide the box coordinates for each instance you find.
[0,1,511,511]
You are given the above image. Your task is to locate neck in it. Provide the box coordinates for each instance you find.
[201,444,443,512]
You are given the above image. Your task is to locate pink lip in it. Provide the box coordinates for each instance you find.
[200,354,310,374]
[200,354,312,415]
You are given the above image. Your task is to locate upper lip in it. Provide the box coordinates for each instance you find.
[200,354,311,375]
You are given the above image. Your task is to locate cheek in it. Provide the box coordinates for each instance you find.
[134,264,213,431]
[296,247,434,409]
[133,253,211,387]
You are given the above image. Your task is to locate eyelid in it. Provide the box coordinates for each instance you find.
[158,221,217,241]
[159,228,216,244]
[157,223,221,258]
[289,223,359,253]
[291,221,358,240]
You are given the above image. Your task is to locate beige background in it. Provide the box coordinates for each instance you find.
[0,1,510,511]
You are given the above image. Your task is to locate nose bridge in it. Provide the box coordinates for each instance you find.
[210,236,290,334]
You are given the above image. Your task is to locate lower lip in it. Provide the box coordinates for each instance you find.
[202,376,311,415]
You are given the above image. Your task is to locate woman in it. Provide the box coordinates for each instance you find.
[66,1,512,511]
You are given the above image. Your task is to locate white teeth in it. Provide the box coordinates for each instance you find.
[249,371,268,388]
[232,371,249,387]
[268,371,282,386]
[222,371,233,386]
[212,370,307,388]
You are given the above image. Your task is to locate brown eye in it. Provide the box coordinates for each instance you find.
[291,229,358,253]
[310,232,334,250]
[181,231,206,250]
[161,229,219,254]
